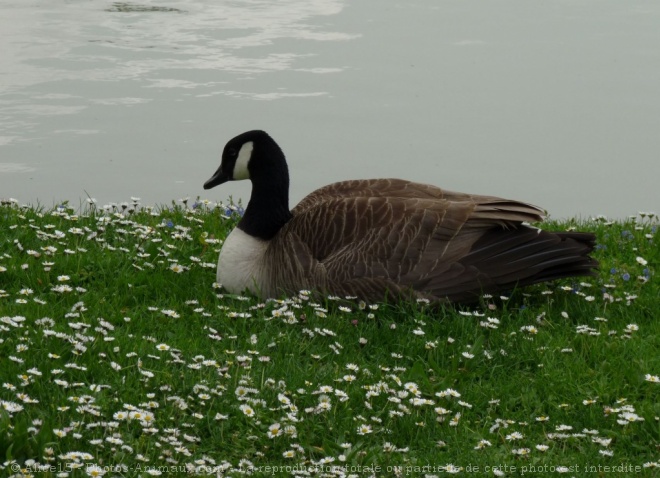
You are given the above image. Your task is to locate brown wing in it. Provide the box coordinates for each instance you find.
[270,181,582,302]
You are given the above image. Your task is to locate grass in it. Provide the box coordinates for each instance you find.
[0,197,658,477]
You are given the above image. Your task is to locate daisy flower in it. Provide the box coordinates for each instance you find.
[356,424,372,435]
[512,448,530,455]
[444,464,462,474]
[85,465,106,477]
[404,382,420,396]
[283,425,297,438]
[436,388,461,398]
[235,386,250,400]
[267,423,282,438]
[52,285,73,293]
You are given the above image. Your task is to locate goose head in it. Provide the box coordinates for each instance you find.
[203,130,287,189]
[203,130,293,240]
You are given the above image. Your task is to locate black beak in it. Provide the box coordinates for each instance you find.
[203,167,230,190]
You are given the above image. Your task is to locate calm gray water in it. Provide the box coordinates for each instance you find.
[1,0,659,218]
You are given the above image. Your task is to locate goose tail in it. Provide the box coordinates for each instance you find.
[427,228,599,303]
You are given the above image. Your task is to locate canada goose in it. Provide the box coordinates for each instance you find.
[203,130,598,303]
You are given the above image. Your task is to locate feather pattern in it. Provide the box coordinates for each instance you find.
[204,131,598,303]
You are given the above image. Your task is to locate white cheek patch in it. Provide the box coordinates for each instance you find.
[233,141,253,180]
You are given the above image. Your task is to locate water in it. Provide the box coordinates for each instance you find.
[1,0,659,218]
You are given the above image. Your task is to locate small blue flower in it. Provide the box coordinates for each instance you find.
[642,268,650,278]
[165,220,174,228]
[610,267,617,274]
[622,273,631,281]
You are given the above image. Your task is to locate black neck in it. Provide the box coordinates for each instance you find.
[237,169,293,241]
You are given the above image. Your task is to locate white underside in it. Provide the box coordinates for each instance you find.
[217,227,270,295]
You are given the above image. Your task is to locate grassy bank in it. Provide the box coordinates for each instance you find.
[0,199,658,477]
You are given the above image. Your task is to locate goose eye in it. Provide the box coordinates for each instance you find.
[227,147,238,158]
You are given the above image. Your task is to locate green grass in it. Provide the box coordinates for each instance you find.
[0,198,658,477]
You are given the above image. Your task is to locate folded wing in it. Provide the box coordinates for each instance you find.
[272,179,596,302]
